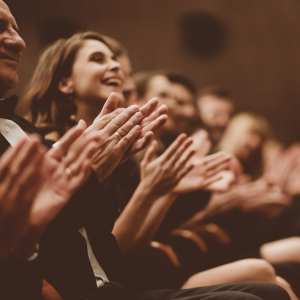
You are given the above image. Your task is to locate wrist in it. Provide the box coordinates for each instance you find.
[11,225,44,259]
[135,182,158,204]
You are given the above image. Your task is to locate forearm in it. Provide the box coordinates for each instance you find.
[129,192,177,260]
[112,183,156,256]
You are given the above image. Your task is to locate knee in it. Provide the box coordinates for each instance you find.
[259,282,291,300]
[243,259,276,282]
[275,276,291,290]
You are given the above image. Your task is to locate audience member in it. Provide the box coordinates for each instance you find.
[197,86,234,149]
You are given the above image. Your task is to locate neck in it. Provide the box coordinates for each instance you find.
[75,100,104,127]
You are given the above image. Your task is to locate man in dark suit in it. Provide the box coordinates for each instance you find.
[0,1,293,300]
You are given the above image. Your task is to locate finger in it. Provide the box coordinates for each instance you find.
[139,114,168,139]
[0,138,28,180]
[139,98,159,118]
[13,146,45,205]
[162,134,187,161]
[128,131,154,157]
[48,121,86,160]
[203,152,231,169]
[167,137,194,167]
[68,159,92,193]
[141,140,158,165]
[203,172,224,189]
[174,147,195,172]
[66,141,97,176]
[104,105,139,135]
[4,136,41,181]
[205,161,231,177]
[177,164,194,181]
[139,104,168,129]
[116,111,143,138]
[97,92,119,119]
[118,125,141,152]
[91,108,125,128]
[63,132,99,167]
[2,139,44,206]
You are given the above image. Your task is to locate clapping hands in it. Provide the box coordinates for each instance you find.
[84,92,168,182]
[0,121,98,259]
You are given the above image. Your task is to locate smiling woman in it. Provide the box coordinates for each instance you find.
[23,31,125,137]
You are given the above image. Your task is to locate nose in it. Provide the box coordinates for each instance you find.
[109,59,121,71]
[183,105,196,119]
[3,29,26,54]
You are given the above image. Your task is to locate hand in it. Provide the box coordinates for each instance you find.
[204,170,236,192]
[14,121,98,258]
[264,143,300,189]
[120,98,168,163]
[139,134,194,199]
[173,151,232,194]
[277,155,300,195]
[30,120,98,228]
[190,129,211,159]
[84,93,168,182]
[237,179,291,216]
[0,137,45,260]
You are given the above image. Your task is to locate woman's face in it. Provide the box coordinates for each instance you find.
[67,39,125,103]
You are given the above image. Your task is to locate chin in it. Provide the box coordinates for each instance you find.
[0,72,18,94]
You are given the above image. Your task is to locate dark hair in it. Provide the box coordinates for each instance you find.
[101,35,128,58]
[133,70,196,99]
[198,85,232,100]
[23,31,112,136]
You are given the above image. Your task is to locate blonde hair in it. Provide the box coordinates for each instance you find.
[218,113,271,179]
[219,112,271,156]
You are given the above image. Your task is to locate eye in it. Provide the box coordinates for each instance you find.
[90,53,105,63]
[158,92,168,98]
[0,19,7,33]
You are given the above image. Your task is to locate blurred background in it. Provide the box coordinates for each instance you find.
[6,0,300,145]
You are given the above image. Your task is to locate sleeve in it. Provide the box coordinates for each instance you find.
[0,253,43,300]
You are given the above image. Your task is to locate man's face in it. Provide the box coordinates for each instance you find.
[197,95,233,144]
[142,75,196,135]
[0,1,26,97]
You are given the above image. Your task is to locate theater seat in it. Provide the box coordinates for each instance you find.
[42,280,63,300]
[147,241,181,268]
[187,223,231,245]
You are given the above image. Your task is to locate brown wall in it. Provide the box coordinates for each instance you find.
[6,0,300,144]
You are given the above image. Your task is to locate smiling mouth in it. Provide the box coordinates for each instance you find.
[102,78,122,87]
[0,57,18,64]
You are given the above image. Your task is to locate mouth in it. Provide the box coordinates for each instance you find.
[0,55,18,65]
[102,78,122,87]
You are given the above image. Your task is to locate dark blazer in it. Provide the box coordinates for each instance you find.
[0,115,129,300]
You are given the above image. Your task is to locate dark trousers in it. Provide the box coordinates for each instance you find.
[91,281,290,300]
[136,282,290,300]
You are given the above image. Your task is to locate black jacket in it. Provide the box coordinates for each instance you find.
[0,115,129,300]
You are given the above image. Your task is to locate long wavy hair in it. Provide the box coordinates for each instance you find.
[23,31,115,136]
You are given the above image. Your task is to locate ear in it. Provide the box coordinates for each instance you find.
[58,77,74,95]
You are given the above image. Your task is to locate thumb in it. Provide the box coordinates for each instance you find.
[96,92,119,121]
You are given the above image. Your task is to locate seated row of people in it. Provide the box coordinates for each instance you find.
[1,1,300,299]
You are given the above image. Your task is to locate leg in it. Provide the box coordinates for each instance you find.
[260,237,300,264]
[181,259,297,300]
[137,282,291,300]
[181,259,276,288]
